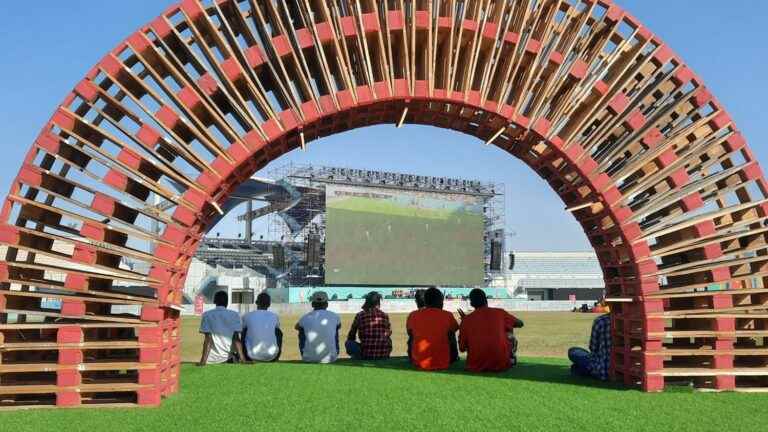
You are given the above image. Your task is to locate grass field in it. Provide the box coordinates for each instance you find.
[4,312,768,431]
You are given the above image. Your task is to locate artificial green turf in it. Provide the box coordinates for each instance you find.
[2,358,768,431]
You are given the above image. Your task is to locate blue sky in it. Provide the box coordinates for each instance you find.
[0,1,766,251]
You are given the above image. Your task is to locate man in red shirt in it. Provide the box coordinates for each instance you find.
[459,289,524,373]
[406,287,459,371]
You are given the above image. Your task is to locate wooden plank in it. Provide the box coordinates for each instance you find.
[0,383,152,395]
[1,0,767,400]
[0,362,157,373]
[648,368,768,377]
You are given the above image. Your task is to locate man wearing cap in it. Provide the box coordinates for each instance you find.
[345,291,392,360]
[295,291,342,363]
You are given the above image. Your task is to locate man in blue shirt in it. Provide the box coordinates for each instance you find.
[295,291,341,363]
[568,314,611,380]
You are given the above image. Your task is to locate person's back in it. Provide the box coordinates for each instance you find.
[406,288,427,360]
[298,309,341,363]
[242,293,282,362]
[413,289,426,310]
[296,291,341,363]
[460,307,517,372]
[356,308,392,356]
[243,309,281,361]
[199,291,243,365]
[347,292,392,360]
[587,314,611,379]
[568,313,611,380]
[406,288,459,370]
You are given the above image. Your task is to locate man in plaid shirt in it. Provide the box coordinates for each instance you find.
[345,291,392,360]
[568,313,611,380]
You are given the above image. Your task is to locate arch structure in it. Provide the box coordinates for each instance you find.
[1,0,767,408]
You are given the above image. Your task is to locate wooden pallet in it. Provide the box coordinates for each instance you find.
[1,0,767,405]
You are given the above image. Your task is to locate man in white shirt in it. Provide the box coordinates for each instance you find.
[242,292,283,362]
[198,291,244,365]
[295,291,341,363]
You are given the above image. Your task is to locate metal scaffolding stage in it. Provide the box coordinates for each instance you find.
[196,163,505,286]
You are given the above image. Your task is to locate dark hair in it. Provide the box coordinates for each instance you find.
[312,301,328,310]
[414,289,426,309]
[256,292,271,309]
[469,288,488,309]
[363,291,382,310]
[213,291,228,307]
[424,287,444,309]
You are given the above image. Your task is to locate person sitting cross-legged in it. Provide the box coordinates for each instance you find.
[458,288,524,373]
[295,291,341,364]
[406,287,459,371]
[345,291,392,360]
[568,313,611,380]
[242,292,283,362]
[198,291,245,366]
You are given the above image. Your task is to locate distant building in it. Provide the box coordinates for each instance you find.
[489,251,604,301]
[183,257,268,308]
[183,251,604,305]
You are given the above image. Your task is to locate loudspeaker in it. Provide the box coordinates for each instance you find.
[508,252,516,270]
[306,234,321,268]
[490,240,502,271]
[272,244,285,270]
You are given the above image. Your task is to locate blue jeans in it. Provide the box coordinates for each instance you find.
[568,347,592,377]
[346,340,362,360]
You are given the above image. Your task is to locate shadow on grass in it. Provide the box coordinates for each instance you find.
[269,356,628,391]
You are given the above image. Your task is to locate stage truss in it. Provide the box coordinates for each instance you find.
[263,163,505,279]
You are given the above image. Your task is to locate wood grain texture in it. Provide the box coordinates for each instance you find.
[1,0,767,406]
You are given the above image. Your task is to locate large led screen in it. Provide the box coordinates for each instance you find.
[324,184,484,286]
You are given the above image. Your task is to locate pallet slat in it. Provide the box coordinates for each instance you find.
[1,0,767,406]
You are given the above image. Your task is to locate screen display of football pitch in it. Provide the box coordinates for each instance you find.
[324,184,485,286]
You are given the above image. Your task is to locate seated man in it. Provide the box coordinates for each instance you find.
[345,291,392,360]
[406,287,459,371]
[295,291,341,363]
[242,292,283,362]
[198,291,245,366]
[594,299,610,314]
[414,289,426,310]
[458,289,524,373]
[407,289,427,360]
[568,313,611,380]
